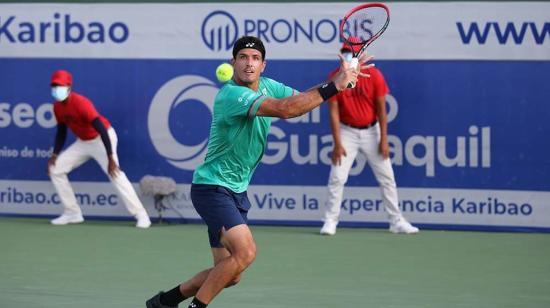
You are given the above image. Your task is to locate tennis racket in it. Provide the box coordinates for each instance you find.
[340,3,390,88]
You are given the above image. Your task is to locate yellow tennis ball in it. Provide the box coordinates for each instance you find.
[216,63,233,82]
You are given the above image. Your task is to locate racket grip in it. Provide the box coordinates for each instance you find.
[349,57,359,69]
[347,57,359,88]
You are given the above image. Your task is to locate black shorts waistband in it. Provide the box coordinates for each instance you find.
[341,120,378,130]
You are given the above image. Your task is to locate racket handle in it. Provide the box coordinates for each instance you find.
[347,57,359,88]
[349,57,359,69]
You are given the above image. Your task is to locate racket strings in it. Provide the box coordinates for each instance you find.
[342,7,389,45]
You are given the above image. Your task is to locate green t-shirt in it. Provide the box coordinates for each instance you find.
[192,77,296,193]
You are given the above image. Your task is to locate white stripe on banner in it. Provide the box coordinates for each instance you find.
[2,181,549,230]
[0,2,548,60]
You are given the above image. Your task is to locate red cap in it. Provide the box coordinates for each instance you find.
[50,70,73,86]
[341,36,362,53]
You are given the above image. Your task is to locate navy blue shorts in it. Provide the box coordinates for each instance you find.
[191,183,251,248]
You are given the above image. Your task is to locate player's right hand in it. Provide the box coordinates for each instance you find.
[331,143,347,166]
[333,54,359,90]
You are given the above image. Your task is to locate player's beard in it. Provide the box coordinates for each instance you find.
[235,69,260,89]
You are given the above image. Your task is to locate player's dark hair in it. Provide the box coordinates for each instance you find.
[232,36,266,60]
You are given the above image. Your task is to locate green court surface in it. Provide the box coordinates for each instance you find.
[1,217,549,308]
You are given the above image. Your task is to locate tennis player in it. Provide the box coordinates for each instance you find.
[146,36,371,308]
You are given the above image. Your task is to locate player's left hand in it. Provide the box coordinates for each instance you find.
[108,156,120,178]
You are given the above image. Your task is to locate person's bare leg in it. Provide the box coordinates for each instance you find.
[179,247,234,297]
[194,224,256,304]
[148,225,252,307]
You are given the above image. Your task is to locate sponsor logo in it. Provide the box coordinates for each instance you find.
[201,10,351,51]
[148,75,218,170]
[201,10,238,51]
[0,13,129,44]
[148,78,491,177]
[263,94,491,177]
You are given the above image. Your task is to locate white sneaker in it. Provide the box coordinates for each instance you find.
[51,213,84,225]
[320,220,337,235]
[135,212,151,229]
[389,218,419,234]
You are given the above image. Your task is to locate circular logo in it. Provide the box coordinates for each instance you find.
[201,10,239,51]
[148,75,219,170]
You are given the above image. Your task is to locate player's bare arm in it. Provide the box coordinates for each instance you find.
[255,87,338,118]
[257,54,367,118]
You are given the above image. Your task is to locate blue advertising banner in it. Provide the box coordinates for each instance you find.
[2,59,549,190]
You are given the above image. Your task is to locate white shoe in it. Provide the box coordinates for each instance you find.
[135,212,151,229]
[389,218,419,234]
[51,213,84,225]
[320,220,337,235]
